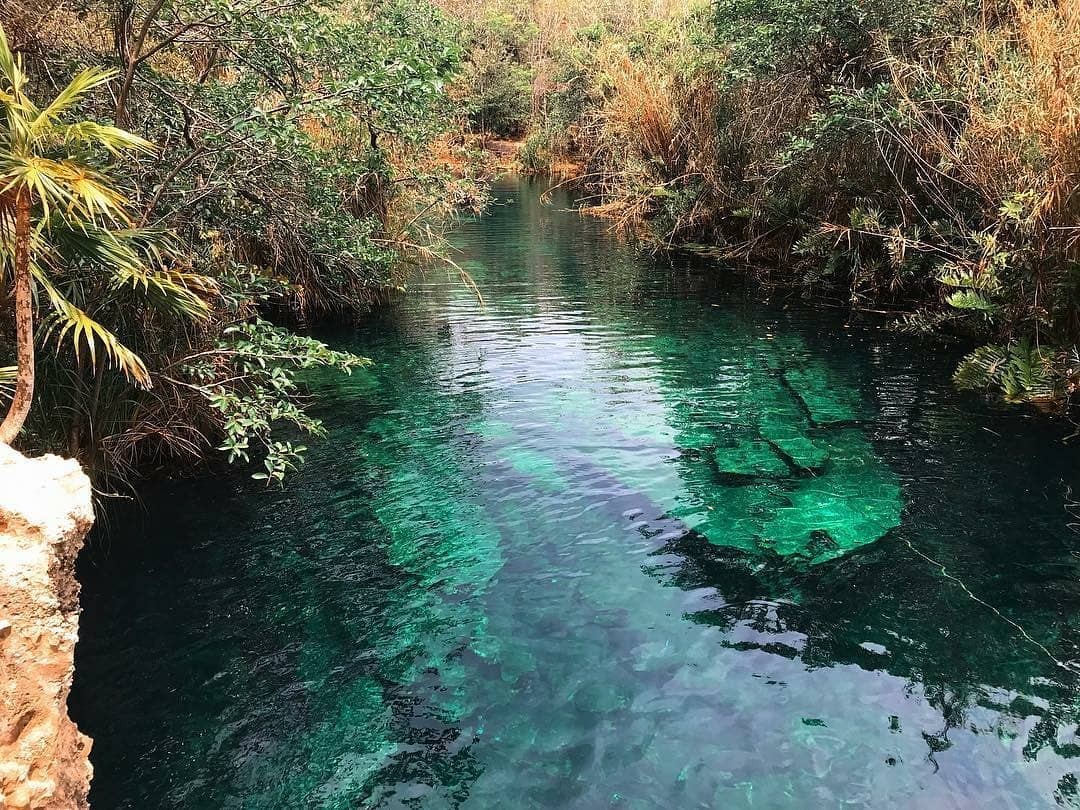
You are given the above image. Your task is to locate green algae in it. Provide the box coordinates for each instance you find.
[756,387,829,472]
[649,330,900,563]
[766,433,829,472]
[758,430,902,563]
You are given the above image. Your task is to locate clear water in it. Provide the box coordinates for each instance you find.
[72,178,1080,808]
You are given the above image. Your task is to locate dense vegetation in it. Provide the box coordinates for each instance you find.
[1,0,479,484]
[447,0,1080,408]
[4,0,1078,491]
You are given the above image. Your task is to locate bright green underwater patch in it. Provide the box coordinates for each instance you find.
[783,365,865,425]
[662,346,901,564]
[713,438,790,479]
[74,176,1078,810]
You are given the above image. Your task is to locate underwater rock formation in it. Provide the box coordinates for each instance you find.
[0,446,94,809]
[668,355,901,564]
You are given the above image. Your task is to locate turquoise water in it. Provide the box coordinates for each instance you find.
[72,178,1080,808]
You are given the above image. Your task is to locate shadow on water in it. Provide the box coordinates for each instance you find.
[72,176,1080,808]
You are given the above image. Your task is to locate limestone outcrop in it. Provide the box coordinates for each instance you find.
[0,445,93,809]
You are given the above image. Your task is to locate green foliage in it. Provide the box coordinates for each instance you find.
[945,289,998,314]
[457,12,534,136]
[117,0,463,313]
[518,131,551,172]
[481,0,1078,412]
[712,0,946,76]
[0,27,198,389]
[954,340,1060,404]
[185,319,369,483]
[0,366,13,400]
[1,0,474,481]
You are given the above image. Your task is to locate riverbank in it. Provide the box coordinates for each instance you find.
[0,3,479,488]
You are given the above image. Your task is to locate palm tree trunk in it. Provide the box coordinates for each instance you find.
[0,188,35,445]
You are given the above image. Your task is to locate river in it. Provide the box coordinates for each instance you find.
[72,177,1080,808]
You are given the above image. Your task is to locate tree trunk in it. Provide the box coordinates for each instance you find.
[67,352,88,458]
[0,189,35,445]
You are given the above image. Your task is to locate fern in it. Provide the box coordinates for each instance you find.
[794,228,834,258]
[954,340,1059,403]
[896,309,959,335]
[954,344,1007,390]
[938,262,1002,293]
[1004,340,1056,402]
[848,206,883,230]
[946,290,998,314]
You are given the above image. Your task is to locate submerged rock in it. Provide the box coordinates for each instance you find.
[713,439,789,479]
[756,430,902,564]
[756,387,829,473]
[783,365,864,425]
[765,434,829,473]
[661,347,901,564]
[0,446,94,809]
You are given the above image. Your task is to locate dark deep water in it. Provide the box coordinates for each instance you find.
[72,178,1080,808]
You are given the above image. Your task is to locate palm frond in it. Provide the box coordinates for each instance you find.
[111,263,215,320]
[0,155,133,223]
[0,24,26,99]
[0,365,14,402]
[44,222,215,319]
[52,121,153,155]
[34,269,152,387]
[30,67,118,136]
[0,155,73,219]
[64,169,131,222]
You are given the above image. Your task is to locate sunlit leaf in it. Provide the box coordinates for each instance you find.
[34,270,152,387]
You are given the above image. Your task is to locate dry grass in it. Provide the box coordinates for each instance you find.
[579,38,817,249]
[888,1,1079,227]
[599,55,682,172]
[581,0,1079,272]
[1010,0,1080,223]
[861,0,1080,316]
[434,0,696,33]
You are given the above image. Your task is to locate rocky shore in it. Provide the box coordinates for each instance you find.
[0,446,93,809]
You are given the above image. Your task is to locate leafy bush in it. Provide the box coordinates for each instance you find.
[455,12,535,136]
[518,131,552,172]
[0,0,476,482]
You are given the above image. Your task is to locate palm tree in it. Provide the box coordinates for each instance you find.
[0,24,210,445]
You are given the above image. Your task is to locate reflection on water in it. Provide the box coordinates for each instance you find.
[72,178,1080,808]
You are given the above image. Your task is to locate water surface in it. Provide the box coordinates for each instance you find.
[73,178,1080,808]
